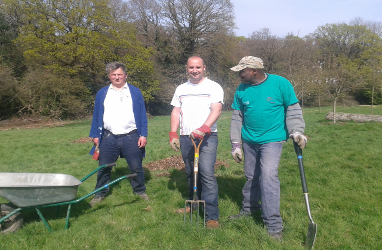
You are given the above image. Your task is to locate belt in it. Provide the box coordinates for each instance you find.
[106,129,137,137]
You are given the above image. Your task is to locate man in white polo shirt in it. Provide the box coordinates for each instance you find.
[89,62,149,207]
[169,56,224,229]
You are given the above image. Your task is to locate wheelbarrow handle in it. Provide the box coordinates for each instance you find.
[106,163,117,168]
[80,163,117,182]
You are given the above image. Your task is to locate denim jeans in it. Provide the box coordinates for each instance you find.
[179,133,219,221]
[94,130,146,197]
[242,141,283,233]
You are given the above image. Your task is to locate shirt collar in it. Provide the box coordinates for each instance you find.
[109,82,128,91]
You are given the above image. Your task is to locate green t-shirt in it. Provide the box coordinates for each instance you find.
[231,74,299,144]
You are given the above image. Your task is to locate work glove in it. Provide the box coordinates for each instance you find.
[190,125,211,140]
[231,143,242,163]
[289,132,307,150]
[169,132,180,151]
[92,145,99,160]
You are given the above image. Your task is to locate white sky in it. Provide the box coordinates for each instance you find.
[232,0,382,38]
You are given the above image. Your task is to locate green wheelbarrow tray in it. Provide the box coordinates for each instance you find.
[0,163,137,233]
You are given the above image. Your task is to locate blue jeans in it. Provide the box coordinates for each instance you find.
[242,141,283,233]
[180,133,219,221]
[95,130,146,197]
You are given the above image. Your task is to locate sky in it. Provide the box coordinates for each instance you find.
[232,0,382,38]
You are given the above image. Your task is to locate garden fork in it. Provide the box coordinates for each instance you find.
[184,138,205,228]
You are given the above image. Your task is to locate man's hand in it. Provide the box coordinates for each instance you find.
[169,132,180,151]
[92,137,99,146]
[231,143,242,163]
[138,136,147,148]
[190,125,211,140]
[289,132,307,150]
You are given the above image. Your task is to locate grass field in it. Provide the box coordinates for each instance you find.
[0,106,381,249]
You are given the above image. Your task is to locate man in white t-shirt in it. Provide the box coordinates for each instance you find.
[169,56,224,229]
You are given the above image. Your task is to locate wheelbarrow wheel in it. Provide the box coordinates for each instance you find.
[0,203,23,234]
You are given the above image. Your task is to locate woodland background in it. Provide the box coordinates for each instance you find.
[1,0,382,120]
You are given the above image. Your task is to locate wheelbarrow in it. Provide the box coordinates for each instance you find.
[0,163,137,233]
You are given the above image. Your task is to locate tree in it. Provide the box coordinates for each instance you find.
[16,68,93,118]
[314,23,382,119]
[0,12,26,77]
[244,28,284,73]
[161,0,235,63]
[0,63,20,119]
[1,0,159,102]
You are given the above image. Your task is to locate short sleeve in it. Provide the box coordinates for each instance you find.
[170,89,181,107]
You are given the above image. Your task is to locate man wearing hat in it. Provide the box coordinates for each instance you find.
[228,56,307,241]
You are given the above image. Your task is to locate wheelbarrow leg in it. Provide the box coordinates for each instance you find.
[65,204,72,230]
[35,208,52,233]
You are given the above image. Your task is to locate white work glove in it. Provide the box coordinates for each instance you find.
[289,132,307,150]
[231,143,242,163]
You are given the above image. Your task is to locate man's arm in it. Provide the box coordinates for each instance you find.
[286,103,307,149]
[170,106,181,132]
[230,109,243,163]
[204,102,222,127]
[286,103,305,134]
[230,109,242,144]
[169,106,181,151]
[189,102,222,140]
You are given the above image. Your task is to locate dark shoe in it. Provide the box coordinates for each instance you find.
[268,231,283,241]
[135,192,150,201]
[89,196,105,208]
[227,209,252,220]
[206,220,219,229]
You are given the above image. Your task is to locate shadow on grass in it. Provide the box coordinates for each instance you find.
[107,165,152,196]
[167,168,264,225]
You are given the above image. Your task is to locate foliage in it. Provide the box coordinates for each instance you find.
[1,108,382,249]
[1,1,382,118]
[0,63,20,119]
[1,0,159,106]
[16,67,93,118]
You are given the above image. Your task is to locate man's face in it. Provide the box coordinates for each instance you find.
[238,68,256,83]
[186,57,206,84]
[108,68,127,86]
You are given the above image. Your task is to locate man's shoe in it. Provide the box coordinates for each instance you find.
[268,231,283,241]
[135,192,150,201]
[89,196,105,208]
[206,220,219,229]
[227,209,252,220]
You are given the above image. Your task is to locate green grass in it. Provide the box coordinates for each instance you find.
[1,106,382,249]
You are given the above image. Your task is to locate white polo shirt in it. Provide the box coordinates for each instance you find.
[103,83,137,135]
[171,78,224,135]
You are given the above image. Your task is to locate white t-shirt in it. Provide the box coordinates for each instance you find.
[103,83,137,135]
[171,78,224,135]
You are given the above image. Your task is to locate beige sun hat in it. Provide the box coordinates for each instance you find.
[230,56,264,71]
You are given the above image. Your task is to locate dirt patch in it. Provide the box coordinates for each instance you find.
[0,117,72,131]
[73,137,93,143]
[144,155,230,172]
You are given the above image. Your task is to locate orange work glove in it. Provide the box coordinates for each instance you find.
[169,132,180,151]
[190,125,211,140]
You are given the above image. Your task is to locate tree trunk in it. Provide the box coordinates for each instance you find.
[333,100,337,124]
[371,85,374,115]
